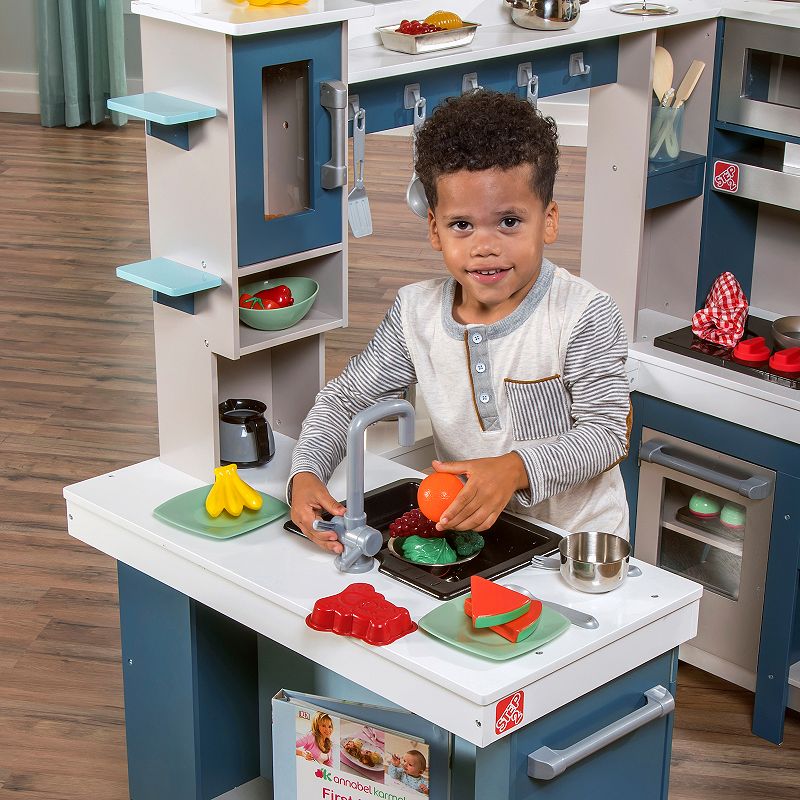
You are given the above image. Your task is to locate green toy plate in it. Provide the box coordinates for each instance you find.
[418,593,570,661]
[153,485,289,539]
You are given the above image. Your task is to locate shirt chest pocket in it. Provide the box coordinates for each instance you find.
[504,375,573,441]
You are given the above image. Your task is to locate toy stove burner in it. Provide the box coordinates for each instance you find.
[653,315,800,390]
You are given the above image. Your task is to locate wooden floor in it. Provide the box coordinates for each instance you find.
[0,113,797,799]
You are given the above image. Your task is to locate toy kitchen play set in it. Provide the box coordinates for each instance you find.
[62,0,798,798]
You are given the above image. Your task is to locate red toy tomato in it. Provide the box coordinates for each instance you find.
[417,472,464,523]
[255,284,294,308]
[239,293,265,310]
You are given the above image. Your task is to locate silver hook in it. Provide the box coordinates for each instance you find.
[347,94,360,121]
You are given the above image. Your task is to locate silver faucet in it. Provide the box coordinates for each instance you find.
[313,398,416,573]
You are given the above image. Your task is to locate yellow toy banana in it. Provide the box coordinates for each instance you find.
[205,464,263,518]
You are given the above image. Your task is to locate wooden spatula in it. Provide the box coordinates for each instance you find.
[673,60,706,109]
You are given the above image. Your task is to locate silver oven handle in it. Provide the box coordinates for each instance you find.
[527,685,674,780]
[320,80,347,190]
[639,439,773,500]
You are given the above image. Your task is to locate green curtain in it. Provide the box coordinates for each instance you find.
[36,0,128,127]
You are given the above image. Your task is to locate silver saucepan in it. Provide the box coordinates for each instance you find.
[558,531,631,593]
[504,0,587,31]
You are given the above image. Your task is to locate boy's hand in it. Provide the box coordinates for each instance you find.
[290,472,347,554]
[391,754,401,766]
[432,453,528,532]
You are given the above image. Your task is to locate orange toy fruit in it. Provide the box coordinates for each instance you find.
[424,10,463,29]
[417,472,464,523]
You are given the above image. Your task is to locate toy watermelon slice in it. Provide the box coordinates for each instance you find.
[464,596,543,643]
[468,576,530,628]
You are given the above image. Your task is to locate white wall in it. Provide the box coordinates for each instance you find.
[0,0,143,113]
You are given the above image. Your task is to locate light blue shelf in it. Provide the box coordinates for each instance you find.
[107,93,217,125]
[117,258,222,315]
[108,93,217,150]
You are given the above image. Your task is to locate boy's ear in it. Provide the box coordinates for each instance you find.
[543,201,559,245]
[428,209,443,251]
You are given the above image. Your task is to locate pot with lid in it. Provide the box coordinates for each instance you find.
[505,0,586,31]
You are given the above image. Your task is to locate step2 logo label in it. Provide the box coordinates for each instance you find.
[713,161,739,193]
[495,691,524,734]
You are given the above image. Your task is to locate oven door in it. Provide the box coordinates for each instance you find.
[635,429,775,675]
[718,20,800,140]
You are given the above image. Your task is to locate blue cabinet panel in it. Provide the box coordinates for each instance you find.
[118,564,260,800]
[502,651,677,800]
[646,152,706,210]
[623,393,800,744]
[232,25,343,267]
[350,38,618,134]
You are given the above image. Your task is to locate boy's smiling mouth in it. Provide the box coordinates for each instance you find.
[467,267,511,283]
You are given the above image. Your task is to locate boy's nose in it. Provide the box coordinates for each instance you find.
[470,233,501,257]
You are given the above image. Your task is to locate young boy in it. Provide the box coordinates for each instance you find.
[290,90,630,553]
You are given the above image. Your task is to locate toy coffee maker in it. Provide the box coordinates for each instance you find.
[218,399,275,468]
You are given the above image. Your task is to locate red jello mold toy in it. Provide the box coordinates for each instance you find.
[305,583,417,646]
[769,347,800,376]
[732,336,771,363]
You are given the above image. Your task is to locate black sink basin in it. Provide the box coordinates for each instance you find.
[284,479,561,600]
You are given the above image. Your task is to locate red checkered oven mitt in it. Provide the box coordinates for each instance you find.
[691,272,749,348]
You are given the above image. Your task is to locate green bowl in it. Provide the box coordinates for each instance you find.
[238,277,319,331]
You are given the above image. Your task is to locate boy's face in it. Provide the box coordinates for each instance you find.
[427,165,558,323]
[403,754,423,777]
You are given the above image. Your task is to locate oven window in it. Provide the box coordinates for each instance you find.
[743,49,800,111]
[262,60,310,220]
[657,479,745,601]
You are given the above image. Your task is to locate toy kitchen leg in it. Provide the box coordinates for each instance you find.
[117,563,679,800]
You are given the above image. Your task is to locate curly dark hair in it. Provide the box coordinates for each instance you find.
[414,90,559,210]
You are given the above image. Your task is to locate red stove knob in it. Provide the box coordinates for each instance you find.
[732,336,771,363]
[769,347,800,375]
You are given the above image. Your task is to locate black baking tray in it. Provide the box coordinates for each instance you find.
[283,478,561,600]
[653,315,799,390]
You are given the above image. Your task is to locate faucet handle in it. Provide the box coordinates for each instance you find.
[313,518,342,534]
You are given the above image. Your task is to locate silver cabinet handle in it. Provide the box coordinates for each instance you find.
[639,439,773,500]
[320,80,347,190]
[528,685,674,780]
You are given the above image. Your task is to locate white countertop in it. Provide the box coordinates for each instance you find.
[130,0,375,35]
[64,431,701,746]
[629,310,800,445]
[133,0,800,72]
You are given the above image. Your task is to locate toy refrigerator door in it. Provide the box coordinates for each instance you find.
[232,24,343,267]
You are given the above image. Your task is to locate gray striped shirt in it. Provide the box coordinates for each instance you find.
[290,259,630,536]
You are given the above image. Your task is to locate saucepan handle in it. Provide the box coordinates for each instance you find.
[527,685,674,780]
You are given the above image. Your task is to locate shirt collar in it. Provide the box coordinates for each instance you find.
[440,258,555,340]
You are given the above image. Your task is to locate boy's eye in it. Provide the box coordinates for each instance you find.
[500,217,521,229]
[450,220,471,231]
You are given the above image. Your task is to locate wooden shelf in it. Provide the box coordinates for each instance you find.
[238,310,343,355]
[646,151,706,210]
